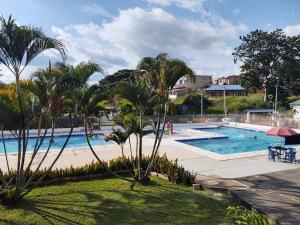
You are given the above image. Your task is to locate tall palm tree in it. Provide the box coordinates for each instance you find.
[114,81,154,181]
[136,53,195,180]
[0,15,67,203]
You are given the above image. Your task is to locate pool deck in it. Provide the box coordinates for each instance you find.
[231,168,300,225]
[1,122,299,180]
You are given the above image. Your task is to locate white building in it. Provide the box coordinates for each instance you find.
[290,100,300,119]
[169,75,212,99]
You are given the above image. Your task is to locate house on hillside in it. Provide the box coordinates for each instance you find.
[290,100,300,119]
[204,85,245,97]
[213,75,240,85]
[169,75,212,99]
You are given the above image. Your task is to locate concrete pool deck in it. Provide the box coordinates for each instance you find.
[0,122,299,180]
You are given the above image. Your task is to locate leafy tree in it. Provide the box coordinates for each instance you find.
[98,69,135,99]
[233,29,300,102]
[173,93,212,114]
[0,15,67,203]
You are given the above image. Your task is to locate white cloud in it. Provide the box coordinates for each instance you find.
[284,24,300,36]
[144,0,205,12]
[50,7,246,78]
[81,3,113,18]
[0,64,40,83]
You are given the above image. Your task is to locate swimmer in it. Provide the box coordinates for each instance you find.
[249,136,257,139]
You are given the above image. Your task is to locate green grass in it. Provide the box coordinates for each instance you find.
[0,177,238,225]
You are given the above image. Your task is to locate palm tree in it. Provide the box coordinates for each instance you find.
[136,53,195,180]
[0,15,67,203]
[54,61,103,115]
[114,81,154,181]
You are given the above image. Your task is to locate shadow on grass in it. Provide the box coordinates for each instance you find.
[0,178,235,225]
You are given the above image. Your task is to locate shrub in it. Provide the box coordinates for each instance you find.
[223,206,270,225]
[0,187,18,205]
[172,93,212,114]
[1,155,195,189]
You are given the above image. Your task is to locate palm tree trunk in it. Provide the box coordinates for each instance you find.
[143,108,162,178]
[128,136,136,170]
[21,122,73,197]
[15,73,27,198]
[24,121,48,175]
[143,104,167,179]
[21,118,55,192]
[83,117,133,182]
[1,128,11,174]
[0,169,7,188]
[138,114,143,181]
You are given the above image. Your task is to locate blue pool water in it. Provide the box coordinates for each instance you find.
[178,127,284,154]
[0,134,108,154]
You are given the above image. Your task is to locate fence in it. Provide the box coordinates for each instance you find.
[169,113,300,129]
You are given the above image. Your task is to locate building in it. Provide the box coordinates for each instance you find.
[204,84,245,97]
[290,100,300,119]
[170,75,212,98]
[214,75,240,85]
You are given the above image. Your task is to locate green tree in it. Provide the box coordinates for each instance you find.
[233,29,300,103]
[0,15,67,203]
[54,61,103,115]
[181,93,211,113]
[98,69,135,99]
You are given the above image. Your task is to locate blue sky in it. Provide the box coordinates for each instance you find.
[1,0,300,83]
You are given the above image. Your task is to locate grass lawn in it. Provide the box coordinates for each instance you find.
[0,177,237,225]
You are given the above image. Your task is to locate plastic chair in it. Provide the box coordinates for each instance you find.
[268,146,278,161]
[285,148,297,163]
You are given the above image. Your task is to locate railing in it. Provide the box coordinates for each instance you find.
[165,113,300,129]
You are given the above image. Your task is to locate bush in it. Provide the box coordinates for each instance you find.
[1,155,195,189]
[223,206,270,225]
[172,93,212,114]
[208,94,273,113]
[0,187,18,205]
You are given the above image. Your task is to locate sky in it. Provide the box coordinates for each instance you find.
[1,0,300,83]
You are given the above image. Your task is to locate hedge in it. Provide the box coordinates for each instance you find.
[2,155,196,186]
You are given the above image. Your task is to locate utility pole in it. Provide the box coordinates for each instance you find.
[263,80,267,102]
[274,84,278,112]
[223,85,227,118]
[200,92,203,118]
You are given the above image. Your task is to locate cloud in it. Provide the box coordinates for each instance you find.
[50,7,246,77]
[144,0,205,12]
[81,3,113,18]
[0,64,40,83]
[284,24,300,36]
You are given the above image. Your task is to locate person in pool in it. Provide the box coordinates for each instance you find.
[249,136,257,139]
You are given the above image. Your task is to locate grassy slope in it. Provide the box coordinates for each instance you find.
[0,177,237,225]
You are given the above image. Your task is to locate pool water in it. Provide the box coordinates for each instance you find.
[0,134,108,154]
[178,127,284,154]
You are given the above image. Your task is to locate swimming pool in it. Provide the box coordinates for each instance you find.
[0,134,108,154]
[177,126,284,155]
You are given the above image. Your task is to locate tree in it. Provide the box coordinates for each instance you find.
[98,69,135,99]
[54,61,103,115]
[0,15,68,203]
[180,93,211,114]
[82,53,194,184]
[136,53,195,181]
[233,29,300,103]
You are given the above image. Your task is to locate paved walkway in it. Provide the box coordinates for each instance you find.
[231,168,300,225]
